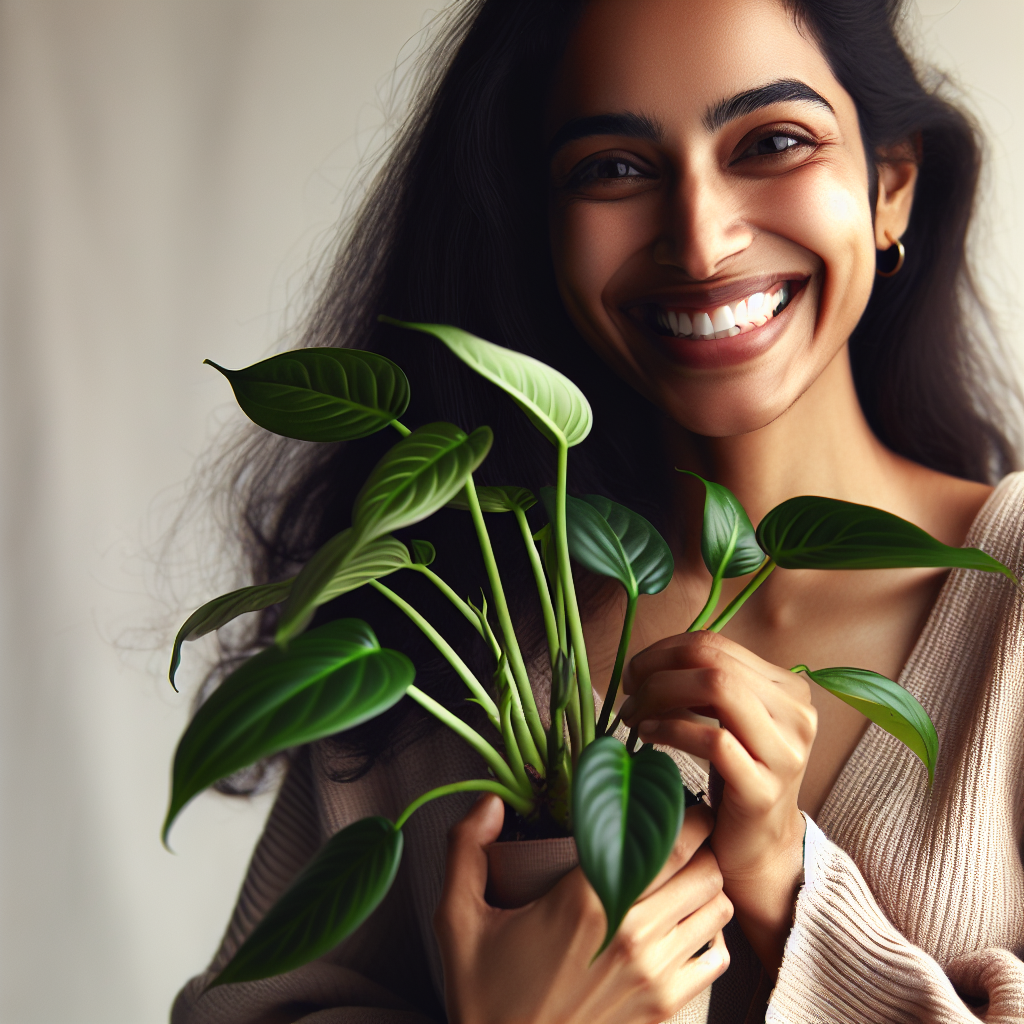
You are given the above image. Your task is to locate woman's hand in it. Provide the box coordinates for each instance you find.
[434,794,731,1024]
[620,630,816,975]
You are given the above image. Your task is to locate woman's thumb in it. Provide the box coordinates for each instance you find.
[440,793,505,904]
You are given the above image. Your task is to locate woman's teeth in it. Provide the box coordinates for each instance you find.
[654,284,791,339]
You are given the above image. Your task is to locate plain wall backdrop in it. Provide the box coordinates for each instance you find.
[0,1,1022,1021]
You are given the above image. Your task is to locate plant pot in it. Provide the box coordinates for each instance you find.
[484,836,579,909]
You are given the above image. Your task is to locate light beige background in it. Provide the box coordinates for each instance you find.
[0,2,1021,1022]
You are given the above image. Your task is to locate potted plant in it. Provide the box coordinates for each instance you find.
[164,319,1016,988]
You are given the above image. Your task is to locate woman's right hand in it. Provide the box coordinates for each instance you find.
[433,794,732,1024]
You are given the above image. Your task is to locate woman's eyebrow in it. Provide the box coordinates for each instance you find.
[703,79,834,132]
[546,112,664,161]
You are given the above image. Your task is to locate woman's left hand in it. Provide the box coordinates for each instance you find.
[619,630,817,975]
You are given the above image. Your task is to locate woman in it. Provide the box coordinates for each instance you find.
[174,0,1024,1021]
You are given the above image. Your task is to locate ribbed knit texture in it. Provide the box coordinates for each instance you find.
[174,475,1024,1024]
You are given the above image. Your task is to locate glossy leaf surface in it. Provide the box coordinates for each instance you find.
[164,620,413,841]
[353,422,493,541]
[805,666,938,783]
[206,348,409,442]
[382,319,592,447]
[541,490,673,598]
[276,532,409,645]
[447,485,537,513]
[169,579,293,687]
[573,737,684,951]
[681,471,763,578]
[213,816,403,986]
[758,496,1017,581]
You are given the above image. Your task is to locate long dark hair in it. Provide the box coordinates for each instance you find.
[208,0,1019,784]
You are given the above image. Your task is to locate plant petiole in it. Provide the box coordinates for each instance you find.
[394,779,534,830]
[706,558,776,632]
[597,594,637,735]
[514,505,560,665]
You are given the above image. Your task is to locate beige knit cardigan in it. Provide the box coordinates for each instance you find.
[173,473,1024,1024]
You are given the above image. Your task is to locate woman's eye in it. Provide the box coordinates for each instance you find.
[737,132,813,161]
[568,156,650,188]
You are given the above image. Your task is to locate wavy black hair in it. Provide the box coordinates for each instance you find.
[207,0,1019,785]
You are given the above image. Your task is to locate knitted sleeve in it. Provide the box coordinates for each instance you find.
[766,816,1024,1024]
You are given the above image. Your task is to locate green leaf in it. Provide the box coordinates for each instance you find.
[381,319,592,447]
[206,348,410,442]
[803,666,938,784]
[353,422,493,541]
[276,532,409,645]
[447,485,537,513]
[212,816,403,987]
[550,650,574,713]
[164,619,413,842]
[680,471,764,578]
[540,490,674,598]
[409,539,436,566]
[757,496,1018,581]
[573,737,684,951]
[168,579,293,688]
[582,495,675,595]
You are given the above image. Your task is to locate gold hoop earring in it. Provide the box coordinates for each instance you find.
[876,230,905,277]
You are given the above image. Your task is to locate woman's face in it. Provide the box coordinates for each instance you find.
[547,0,882,437]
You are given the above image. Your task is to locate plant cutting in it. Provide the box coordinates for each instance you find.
[164,319,1017,990]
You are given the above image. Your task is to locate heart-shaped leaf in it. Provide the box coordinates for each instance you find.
[757,496,1017,581]
[381,319,592,447]
[212,816,403,987]
[276,533,409,645]
[206,348,409,442]
[573,737,684,951]
[353,422,493,540]
[582,495,674,595]
[409,539,436,566]
[541,490,674,598]
[803,666,938,784]
[680,472,764,578]
[447,485,537,514]
[169,579,293,688]
[164,619,413,842]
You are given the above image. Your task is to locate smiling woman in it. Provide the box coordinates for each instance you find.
[172,1,1024,1023]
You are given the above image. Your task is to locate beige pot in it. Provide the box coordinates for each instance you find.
[483,836,711,1023]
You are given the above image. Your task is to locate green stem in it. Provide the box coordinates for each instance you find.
[412,565,481,632]
[514,506,560,664]
[394,779,533,830]
[390,420,412,438]
[554,442,594,745]
[498,685,532,793]
[687,571,724,632]
[597,594,637,735]
[707,558,776,633]
[566,674,583,764]
[463,479,548,756]
[406,684,527,797]
[625,723,640,754]
[370,580,499,724]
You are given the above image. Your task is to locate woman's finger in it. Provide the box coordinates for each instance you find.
[638,804,714,899]
[436,793,504,925]
[630,847,725,937]
[664,928,731,1010]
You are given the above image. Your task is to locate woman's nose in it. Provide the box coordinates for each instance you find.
[652,172,753,279]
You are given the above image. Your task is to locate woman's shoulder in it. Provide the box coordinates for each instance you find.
[964,471,1024,572]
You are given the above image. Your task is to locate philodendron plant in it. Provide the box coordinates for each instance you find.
[165,319,1017,989]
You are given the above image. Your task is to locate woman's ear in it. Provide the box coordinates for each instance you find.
[874,140,919,248]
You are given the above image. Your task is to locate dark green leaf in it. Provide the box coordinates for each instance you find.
[582,495,675,595]
[380,319,592,447]
[353,422,493,541]
[447,485,537,513]
[573,737,684,951]
[206,349,409,442]
[680,471,763,578]
[212,816,403,986]
[409,539,436,566]
[757,496,1017,581]
[804,666,938,784]
[164,620,413,842]
[276,532,409,645]
[168,579,293,688]
[541,490,674,597]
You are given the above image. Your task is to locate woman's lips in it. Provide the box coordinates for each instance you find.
[628,277,808,369]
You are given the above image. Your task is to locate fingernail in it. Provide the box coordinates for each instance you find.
[638,720,659,739]
[700,947,723,969]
